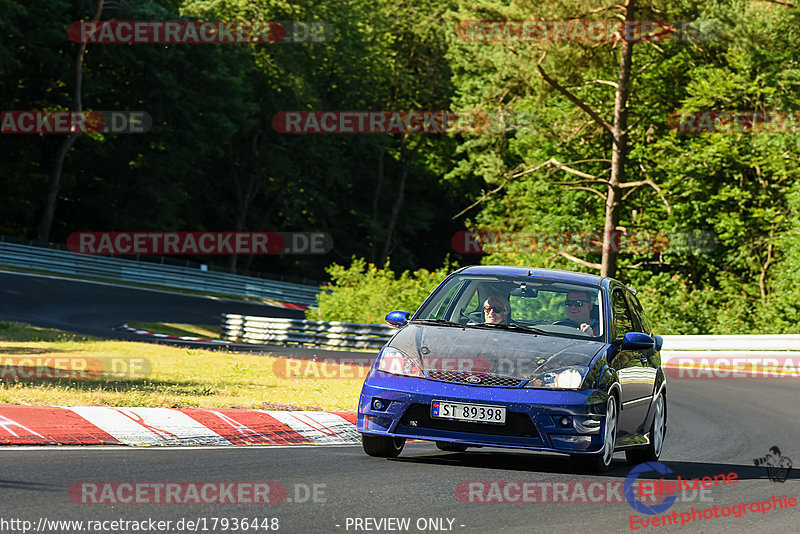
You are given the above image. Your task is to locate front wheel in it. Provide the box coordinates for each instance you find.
[575,393,618,473]
[626,391,666,464]
[362,434,406,458]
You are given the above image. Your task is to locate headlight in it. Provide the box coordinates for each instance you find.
[526,366,587,389]
[375,347,424,378]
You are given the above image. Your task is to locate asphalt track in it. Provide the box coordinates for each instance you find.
[0,270,305,336]
[1,271,798,533]
[0,270,349,357]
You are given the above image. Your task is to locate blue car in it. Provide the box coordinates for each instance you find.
[356,266,666,472]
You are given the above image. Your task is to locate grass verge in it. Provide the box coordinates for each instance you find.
[0,321,361,411]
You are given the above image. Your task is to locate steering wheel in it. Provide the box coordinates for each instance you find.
[552,319,582,328]
[460,310,483,324]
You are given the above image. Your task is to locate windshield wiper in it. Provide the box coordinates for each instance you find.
[410,318,464,327]
[466,322,550,336]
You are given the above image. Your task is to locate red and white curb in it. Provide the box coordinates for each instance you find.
[0,406,359,446]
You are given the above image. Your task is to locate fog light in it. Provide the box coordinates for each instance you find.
[372,398,387,411]
[551,434,593,449]
[559,416,572,428]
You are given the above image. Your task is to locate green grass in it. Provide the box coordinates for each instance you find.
[0,322,361,411]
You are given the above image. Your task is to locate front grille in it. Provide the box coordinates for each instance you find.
[398,404,539,437]
[426,371,525,388]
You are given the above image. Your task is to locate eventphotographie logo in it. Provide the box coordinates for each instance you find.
[625,462,736,517]
[753,446,793,483]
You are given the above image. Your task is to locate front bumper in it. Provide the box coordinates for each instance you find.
[357,374,610,455]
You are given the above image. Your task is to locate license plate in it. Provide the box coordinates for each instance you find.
[431,400,506,424]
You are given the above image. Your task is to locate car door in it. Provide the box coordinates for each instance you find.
[608,286,651,438]
[625,291,661,426]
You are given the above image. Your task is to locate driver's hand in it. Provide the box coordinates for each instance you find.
[579,323,593,334]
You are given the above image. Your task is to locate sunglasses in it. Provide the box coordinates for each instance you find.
[484,306,506,314]
[565,300,590,308]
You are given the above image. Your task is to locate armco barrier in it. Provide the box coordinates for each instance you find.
[221,315,395,349]
[219,316,800,363]
[0,241,322,307]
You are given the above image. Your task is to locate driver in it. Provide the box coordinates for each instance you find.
[483,295,509,324]
[563,290,596,335]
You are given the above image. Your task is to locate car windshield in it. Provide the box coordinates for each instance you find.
[414,273,604,340]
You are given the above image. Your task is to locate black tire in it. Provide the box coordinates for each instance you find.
[626,391,666,465]
[436,441,468,452]
[574,393,619,473]
[362,434,406,458]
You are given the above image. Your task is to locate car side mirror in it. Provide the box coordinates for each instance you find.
[654,334,663,351]
[385,310,410,328]
[621,332,655,351]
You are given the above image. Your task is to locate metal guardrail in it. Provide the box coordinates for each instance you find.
[660,335,800,355]
[0,241,323,307]
[221,315,395,349]
[219,316,800,358]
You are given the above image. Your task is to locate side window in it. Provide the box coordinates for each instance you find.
[429,283,462,319]
[465,291,480,313]
[626,292,651,334]
[611,289,634,339]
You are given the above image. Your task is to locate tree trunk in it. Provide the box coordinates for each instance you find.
[370,147,384,263]
[380,137,420,265]
[601,0,635,279]
[37,0,103,243]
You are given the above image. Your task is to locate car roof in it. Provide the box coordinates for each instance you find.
[457,265,608,286]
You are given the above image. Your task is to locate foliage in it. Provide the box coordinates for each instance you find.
[310,257,456,323]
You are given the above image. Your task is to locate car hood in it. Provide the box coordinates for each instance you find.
[388,324,604,380]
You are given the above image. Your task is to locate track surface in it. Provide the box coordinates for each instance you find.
[0,270,305,336]
[1,272,798,533]
[0,270,349,356]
